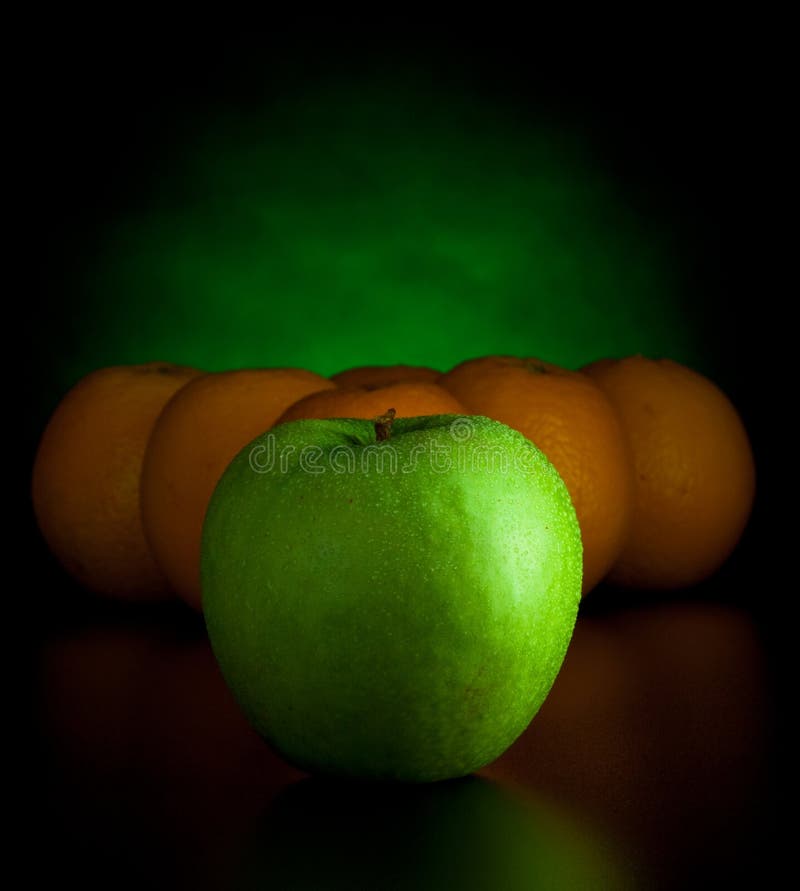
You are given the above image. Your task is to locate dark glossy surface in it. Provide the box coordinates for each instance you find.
[30,580,776,889]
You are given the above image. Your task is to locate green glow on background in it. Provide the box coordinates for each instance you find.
[59,78,698,387]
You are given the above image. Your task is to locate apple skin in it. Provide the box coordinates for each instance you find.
[201,414,582,782]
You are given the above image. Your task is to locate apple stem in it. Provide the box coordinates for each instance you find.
[374,408,397,441]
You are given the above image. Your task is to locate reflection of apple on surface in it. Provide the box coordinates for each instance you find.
[234,777,628,890]
[202,412,582,781]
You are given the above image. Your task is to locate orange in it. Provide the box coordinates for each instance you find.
[31,362,202,599]
[440,356,634,594]
[275,380,465,424]
[582,356,755,588]
[141,368,335,610]
[330,364,441,389]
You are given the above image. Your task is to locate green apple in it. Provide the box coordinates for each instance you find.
[201,413,582,782]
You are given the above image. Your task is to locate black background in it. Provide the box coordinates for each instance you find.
[19,19,781,619]
[19,18,781,456]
